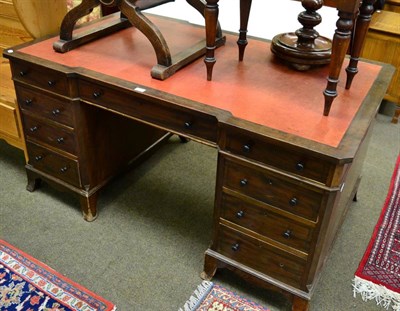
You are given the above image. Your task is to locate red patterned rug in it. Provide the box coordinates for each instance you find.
[0,239,115,310]
[180,281,270,311]
[353,154,400,310]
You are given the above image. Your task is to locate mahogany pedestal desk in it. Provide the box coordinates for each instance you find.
[3,14,393,311]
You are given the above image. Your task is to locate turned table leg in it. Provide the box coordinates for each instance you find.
[323,11,354,116]
[345,0,376,89]
[79,192,98,222]
[238,0,252,61]
[204,0,219,81]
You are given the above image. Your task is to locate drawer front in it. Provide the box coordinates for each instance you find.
[223,159,323,221]
[23,114,76,155]
[27,141,80,187]
[221,193,314,253]
[223,130,332,184]
[216,224,306,288]
[15,85,74,127]
[78,79,218,143]
[11,61,69,96]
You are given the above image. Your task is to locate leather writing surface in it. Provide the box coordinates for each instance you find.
[19,14,381,147]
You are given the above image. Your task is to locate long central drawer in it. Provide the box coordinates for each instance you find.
[78,79,218,143]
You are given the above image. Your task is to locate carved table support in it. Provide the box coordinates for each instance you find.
[345,0,376,89]
[204,0,220,80]
[53,0,132,52]
[238,0,252,61]
[205,0,254,78]
[270,0,332,71]
[322,11,354,115]
[53,0,225,80]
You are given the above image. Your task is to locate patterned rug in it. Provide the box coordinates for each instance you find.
[0,239,116,310]
[179,281,270,311]
[353,154,400,310]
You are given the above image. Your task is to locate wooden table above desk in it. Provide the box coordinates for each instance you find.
[3,14,394,311]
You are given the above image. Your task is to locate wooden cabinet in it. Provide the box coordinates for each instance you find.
[11,58,169,221]
[0,0,31,153]
[384,0,400,13]
[361,10,400,123]
[203,118,375,309]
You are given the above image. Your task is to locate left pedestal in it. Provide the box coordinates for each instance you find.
[8,58,168,221]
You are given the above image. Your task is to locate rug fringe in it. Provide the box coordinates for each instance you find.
[178,280,214,311]
[353,276,400,310]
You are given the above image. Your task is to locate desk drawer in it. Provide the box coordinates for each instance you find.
[78,79,218,143]
[11,61,69,96]
[27,141,80,187]
[22,114,76,155]
[223,158,324,222]
[221,193,314,253]
[223,129,332,184]
[216,224,306,288]
[15,85,74,127]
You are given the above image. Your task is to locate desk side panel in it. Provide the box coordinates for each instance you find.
[305,120,374,288]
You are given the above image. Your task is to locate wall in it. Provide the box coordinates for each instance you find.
[147,0,337,40]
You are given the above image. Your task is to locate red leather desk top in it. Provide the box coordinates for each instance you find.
[18,14,382,148]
